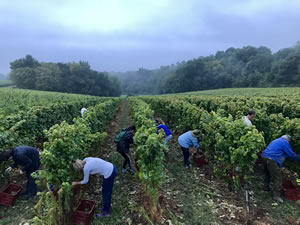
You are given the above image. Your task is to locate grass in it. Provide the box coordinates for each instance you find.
[0,80,13,87]
[0,195,38,224]
[162,142,219,225]
[175,87,300,97]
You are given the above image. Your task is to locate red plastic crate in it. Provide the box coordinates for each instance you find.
[282,180,300,200]
[193,152,208,167]
[73,199,96,225]
[0,184,22,207]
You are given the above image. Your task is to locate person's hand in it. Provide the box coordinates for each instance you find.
[6,167,12,173]
[72,182,78,186]
[19,169,24,175]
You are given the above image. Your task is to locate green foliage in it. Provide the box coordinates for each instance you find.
[141,96,266,189]
[0,88,104,116]
[9,56,121,97]
[40,120,103,186]
[129,98,167,201]
[0,80,13,87]
[113,43,300,95]
[32,99,121,224]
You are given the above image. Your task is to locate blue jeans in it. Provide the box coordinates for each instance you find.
[165,135,172,144]
[26,162,40,196]
[181,147,189,167]
[102,166,117,213]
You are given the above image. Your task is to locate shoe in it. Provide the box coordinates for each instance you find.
[121,168,128,173]
[96,211,110,217]
[273,196,284,203]
[130,168,135,174]
[184,165,190,168]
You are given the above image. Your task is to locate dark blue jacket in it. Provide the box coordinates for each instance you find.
[262,138,300,167]
[12,146,40,172]
[117,131,134,153]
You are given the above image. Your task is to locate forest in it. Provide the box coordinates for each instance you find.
[114,42,300,95]
[9,55,121,97]
[8,42,300,96]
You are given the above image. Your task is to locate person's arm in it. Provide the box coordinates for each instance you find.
[283,142,300,161]
[192,136,200,149]
[72,181,82,186]
[80,167,90,184]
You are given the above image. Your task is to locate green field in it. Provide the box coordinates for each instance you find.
[0,88,106,116]
[0,80,13,87]
[179,87,300,97]
[0,87,300,225]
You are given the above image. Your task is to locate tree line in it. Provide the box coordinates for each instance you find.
[9,55,121,97]
[8,42,300,96]
[114,42,300,95]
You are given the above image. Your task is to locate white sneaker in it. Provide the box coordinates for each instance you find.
[273,196,283,203]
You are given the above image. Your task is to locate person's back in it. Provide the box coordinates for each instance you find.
[178,131,199,148]
[81,107,87,116]
[242,110,256,128]
[117,131,133,153]
[157,124,171,137]
[82,157,113,181]
[262,137,299,167]
[261,135,300,203]
[242,116,252,127]
[13,146,40,168]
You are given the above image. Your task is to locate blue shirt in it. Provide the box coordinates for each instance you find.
[178,131,199,149]
[262,138,300,167]
[157,124,171,137]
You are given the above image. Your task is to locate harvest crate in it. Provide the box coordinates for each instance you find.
[0,184,22,207]
[73,199,96,225]
[193,152,208,167]
[282,180,300,200]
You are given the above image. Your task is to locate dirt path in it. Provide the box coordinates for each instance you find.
[85,100,148,225]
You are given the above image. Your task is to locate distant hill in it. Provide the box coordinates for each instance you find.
[0,73,8,80]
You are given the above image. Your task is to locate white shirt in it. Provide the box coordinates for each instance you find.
[242,116,252,128]
[80,108,87,116]
[81,157,114,184]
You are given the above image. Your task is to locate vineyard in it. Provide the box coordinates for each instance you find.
[0,88,300,225]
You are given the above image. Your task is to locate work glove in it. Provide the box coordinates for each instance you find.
[6,167,12,173]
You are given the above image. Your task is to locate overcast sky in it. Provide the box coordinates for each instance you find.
[0,0,300,74]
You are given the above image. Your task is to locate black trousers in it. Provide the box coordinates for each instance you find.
[118,151,132,169]
[26,162,40,196]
